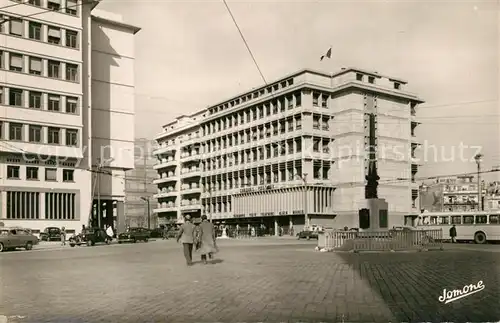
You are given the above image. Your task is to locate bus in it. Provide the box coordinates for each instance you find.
[416,211,500,244]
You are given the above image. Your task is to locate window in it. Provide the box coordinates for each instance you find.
[28,0,41,6]
[48,127,60,144]
[29,22,42,40]
[7,166,20,179]
[45,192,76,220]
[476,215,487,224]
[66,0,77,15]
[45,168,57,181]
[0,121,3,139]
[66,63,78,82]
[439,216,449,224]
[9,53,23,72]
[48,95,60,111]
[9,123,23,140]
[356,73,363,81]
[47,0,60,11]
[394,82,401,90]
[368,76,375,84]
[463,215,474,224]
[0,51,3,69]
[29,57,42,75]
[66,97,77,113]
[48,60,60,78]
[63,169,74,182]
[29,125,42,142]
[66,129,78,146]
[66,30,78,48]
[27,167,39,180]
[9,19,23,36]
[29,91,42,109]
[490,215,500,224]
[9,88,23,106]
[7,191,41,219]
[451,216,462,224]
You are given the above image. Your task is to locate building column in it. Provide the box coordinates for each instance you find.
[274,217,278,236]
[105,200,113,228]
[116,201,125,234]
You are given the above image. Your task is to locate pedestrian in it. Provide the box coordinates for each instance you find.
[198,215,218,264]
[60,227,66,246]
[449,224,457,243]
[106,225,114,241]
[176,215,196,266]
[162,225,169,240]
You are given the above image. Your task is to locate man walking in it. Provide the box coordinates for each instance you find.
[198,215,218,264]
[176,215,195,266]
[449,224,457,243]
[60,227,66,246]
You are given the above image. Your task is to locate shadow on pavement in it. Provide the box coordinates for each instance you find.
[337,250,500,322]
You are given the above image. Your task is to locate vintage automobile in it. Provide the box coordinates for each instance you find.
[69,227,111,247]
[118,227,151,243]
[39,227,62,241]
[148,228,163,239]
[0,227,39,252]
[296,230,319,240]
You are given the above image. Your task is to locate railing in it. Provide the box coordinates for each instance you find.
[319,229,443,252]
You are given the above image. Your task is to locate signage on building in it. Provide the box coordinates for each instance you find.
[293,210,304,214]
[249,213,257,217]
[182,209,199,213]
[234,214,245,218]
[239,185,275,194]
[261,212,274,216]
[279,211,288,215]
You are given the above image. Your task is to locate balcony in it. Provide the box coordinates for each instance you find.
[181,151,201,162]
[154,188,177,199]
[153,171,178,184]
[153,158,177,170]
[180,167,201,178]
[153,144,176,156]
[153,203,178,213]
[182,134,201,146]
[180,200,202,211]
[181,186,202,195]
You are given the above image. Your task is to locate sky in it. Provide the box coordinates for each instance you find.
[98,0,499,180]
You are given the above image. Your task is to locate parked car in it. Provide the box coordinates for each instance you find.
[40,227,62,241]
[69,228,111,247]
[0,228,39,252]
[118,227,151,243]
[148,228,163,238]
[297,230,319,240]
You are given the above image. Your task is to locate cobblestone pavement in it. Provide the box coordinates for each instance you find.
[0,240,498,322]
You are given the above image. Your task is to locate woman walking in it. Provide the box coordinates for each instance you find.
[198,215,218,264]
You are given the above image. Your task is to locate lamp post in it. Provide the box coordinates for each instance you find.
[475,153,483,211]
[96,157,114,229]
[141,196,151,229]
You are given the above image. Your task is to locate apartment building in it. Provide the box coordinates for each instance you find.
[153,68,423,231]
[124,138,158,228]
[0,0,140,235]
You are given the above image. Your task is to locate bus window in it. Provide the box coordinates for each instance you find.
[475,215,487,224]
[489,215,500,224]
[451,216,462,224]
[430,216,438,224]
[439,216,449,224]
[463,216,474,224]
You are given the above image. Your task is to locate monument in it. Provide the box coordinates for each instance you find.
[358,110,389,231]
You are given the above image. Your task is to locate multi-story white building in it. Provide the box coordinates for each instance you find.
[0,0,140,235]
[153,68,423,232]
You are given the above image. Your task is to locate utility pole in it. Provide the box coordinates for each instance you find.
[475,153,483,211]
[208,187,213,223]
[141,197,151,229]
[97,157,102,229]
[302,173,308,228]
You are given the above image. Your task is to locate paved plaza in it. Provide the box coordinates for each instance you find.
[0,239,499,322]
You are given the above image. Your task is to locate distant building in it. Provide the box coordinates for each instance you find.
[418,176,500,213]
[124,139,158,228]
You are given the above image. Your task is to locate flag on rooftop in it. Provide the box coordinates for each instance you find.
[320,47,332,61]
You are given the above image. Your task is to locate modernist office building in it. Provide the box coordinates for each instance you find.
[0,0,140,234]
[153,68,423,231]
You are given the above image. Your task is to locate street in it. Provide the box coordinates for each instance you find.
[0,240,499,322]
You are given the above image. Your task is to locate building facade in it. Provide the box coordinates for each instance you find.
[153,68,423,231]
[124,138,158,228]
[0,0,140,235]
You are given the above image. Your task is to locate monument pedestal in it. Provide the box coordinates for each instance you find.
[358,198,389,231]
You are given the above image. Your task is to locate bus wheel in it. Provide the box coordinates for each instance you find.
[474,232,487,244]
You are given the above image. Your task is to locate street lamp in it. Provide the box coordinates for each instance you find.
[475,153,483,211]
[140,196,151,229]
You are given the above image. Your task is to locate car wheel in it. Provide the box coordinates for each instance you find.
[132,238,136,243]
[118,241,122,244]
[25,242,33,250]
[0,242,4,252]
[86,240,92,247]
[144,238,149,242]
[70,244,75,247]
[307,236,311,240]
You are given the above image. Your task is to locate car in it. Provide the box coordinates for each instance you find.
[118,227,151,243]
[69,228,111,247]
[297,230,319,240]
[148,228,163,238]
[39,227,62,241]
[0,228,39,252]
